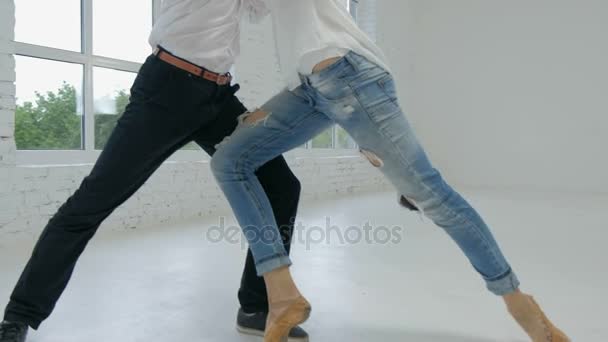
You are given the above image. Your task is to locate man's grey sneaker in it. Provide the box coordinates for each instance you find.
[236,308,309,341]
[0,321,28,342]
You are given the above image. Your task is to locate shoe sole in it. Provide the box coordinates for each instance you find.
[236,325,310,342]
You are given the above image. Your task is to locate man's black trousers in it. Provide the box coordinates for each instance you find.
[4,55,301,329]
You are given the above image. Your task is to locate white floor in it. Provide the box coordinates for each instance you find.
[1,189,606,342]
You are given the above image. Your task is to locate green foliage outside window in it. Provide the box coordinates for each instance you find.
[15,84,352,151]
[311,129,333,148]
[94,89,129,149]
[15,83,129,150]
[15,83,82,150]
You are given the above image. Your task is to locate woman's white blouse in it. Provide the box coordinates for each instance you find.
[265,0,390,89]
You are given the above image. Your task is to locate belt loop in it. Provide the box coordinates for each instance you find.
[294,75,315,106]
[344,51,359,73]
[300,74,311,88]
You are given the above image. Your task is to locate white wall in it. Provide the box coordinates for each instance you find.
[0,2,390,236]
[377,0,608,193]
[0,0,16,168]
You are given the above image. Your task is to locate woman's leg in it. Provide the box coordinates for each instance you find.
[194,94,303,316]
[315,67,519,296]
[210,88,333,341]
[322,67,568,341]
[211,88,331,276]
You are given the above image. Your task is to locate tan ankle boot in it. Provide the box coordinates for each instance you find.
[507,294,570,342]
[264,296,312,342]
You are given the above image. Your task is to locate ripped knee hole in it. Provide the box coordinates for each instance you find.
[360,149,384,168]
[241,109,271,126]
[399,195,420,211]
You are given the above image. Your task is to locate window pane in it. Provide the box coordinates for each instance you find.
[15,56,83,150]
[93,68,137,149]
[336,127,356,149]
[15,0,81,51]
[93,0,153,62]
[349,0,358,19]
[311,128,333,148]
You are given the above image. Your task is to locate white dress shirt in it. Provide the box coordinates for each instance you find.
[149,0,269,74]
[266,0,390,89]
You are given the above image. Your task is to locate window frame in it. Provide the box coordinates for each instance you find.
[14,0,165,165]
[14,0,360,165]
[348,0,359,18]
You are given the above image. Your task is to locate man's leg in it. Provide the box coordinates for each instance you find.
[193,94,301,314]
[208,90,331,342]
[3,56,220,329]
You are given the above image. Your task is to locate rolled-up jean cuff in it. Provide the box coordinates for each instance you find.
[486,270,520,296]
[255,255,292,276]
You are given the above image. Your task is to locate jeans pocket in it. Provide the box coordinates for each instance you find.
[310,61,358,101]
[314,81,354,101]
[378,74,399,102]
[130,58,175,105]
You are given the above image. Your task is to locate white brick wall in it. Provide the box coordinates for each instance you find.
[0,2,390,237]
[0,156,388,236]
[234,19,285,109]
[0,0,16,168]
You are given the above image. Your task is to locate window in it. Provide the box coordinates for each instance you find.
[14,56,84,150]
[93,68,136,149]
[348,0,359,19]
[13,0,157,156]
[15,0,81,52]
[14,0,370,160]
[310,127,356,150]
[311,129,334,149]
[336,127,356,149]
[93,0,153,62]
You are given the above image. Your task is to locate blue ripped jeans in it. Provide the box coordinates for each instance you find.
[211,51,520,296]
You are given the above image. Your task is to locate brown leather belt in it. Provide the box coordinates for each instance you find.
[153,47,232,86]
